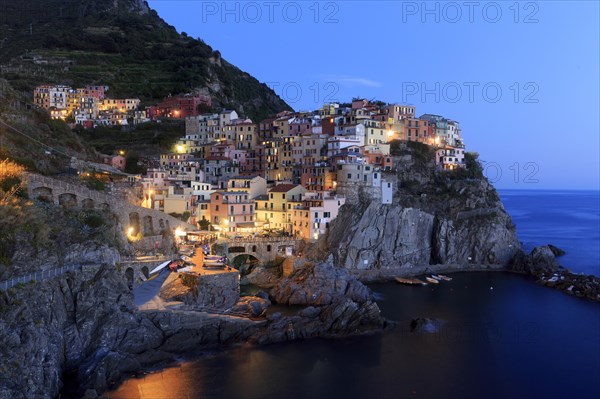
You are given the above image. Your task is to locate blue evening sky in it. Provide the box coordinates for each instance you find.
[147,0,599,190]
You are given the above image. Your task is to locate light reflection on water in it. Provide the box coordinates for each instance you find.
[105,191,600,399]
[106,273,600,399]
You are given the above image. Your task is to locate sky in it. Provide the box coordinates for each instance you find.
[147,0,600,190]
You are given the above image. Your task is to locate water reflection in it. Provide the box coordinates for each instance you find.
[108,273,600,399]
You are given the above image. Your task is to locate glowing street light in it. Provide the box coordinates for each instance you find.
[176,145,185,153]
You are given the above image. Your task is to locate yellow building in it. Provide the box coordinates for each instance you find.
[255,184,307,232]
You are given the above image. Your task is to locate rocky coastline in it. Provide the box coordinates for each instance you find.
[508,244,600,302]
[0,260,389,399]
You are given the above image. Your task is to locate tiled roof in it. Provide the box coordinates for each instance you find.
[269,184,300,193]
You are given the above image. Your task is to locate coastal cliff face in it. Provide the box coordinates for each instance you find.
[324,142,520,279]
[0,264,160,399]
[0,260,384,398]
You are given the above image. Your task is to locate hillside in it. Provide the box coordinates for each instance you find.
[0,0,291,120]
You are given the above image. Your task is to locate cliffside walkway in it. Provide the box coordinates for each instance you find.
[0,256,170,292]
[0,264,81,291]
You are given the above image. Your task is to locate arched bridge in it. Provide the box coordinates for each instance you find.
[26,173,197,236]
[217,237,301,265]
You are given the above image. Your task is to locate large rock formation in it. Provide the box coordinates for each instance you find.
[0,264,162,399]
[324,145,520,280]
[271,262,372,306]
[255,262,386,343]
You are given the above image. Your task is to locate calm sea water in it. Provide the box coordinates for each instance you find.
[499,190,600,276]
[106,190,600,399]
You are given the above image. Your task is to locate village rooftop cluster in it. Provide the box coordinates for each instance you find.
[34,86,467,241]
[33,84,211,128]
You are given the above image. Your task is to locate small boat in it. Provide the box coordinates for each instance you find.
[437,274,453,281]
[395,277,427,286]
[149,260,172,275]
[425,277,440,284]
[431,275,443,281]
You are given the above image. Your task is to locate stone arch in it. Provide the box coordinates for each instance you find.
[58,193,77,208]
[32,186,53,202]
[81,198,95,210]
[228,246,246,254]
[125,267,134,288]
[129,212,141,235]
[142,215,154,236]
[141,266,150,280]
[231,254,260,270]
[252,245,257,252]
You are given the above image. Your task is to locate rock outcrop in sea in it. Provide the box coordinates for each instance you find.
[509,245,600,302]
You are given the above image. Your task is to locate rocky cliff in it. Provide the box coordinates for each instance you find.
[322,142,520,280]
[0,260,385,398]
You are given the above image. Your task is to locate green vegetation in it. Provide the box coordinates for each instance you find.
[75,120,184,157]
[441,152,484,180]
[198,219,212,231]
[0,0,291,121]
[169,211,191,222]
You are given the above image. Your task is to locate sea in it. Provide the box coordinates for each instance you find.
[105,190,600,399]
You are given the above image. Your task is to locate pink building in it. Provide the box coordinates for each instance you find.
[84,85,108,100]
[111,155,126,171]
[209,191,255,234]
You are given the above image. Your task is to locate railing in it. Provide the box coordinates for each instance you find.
[0,264,82,291]
[221,236,299,244]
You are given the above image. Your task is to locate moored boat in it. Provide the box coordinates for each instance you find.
[425,277,440,284]
[395,277,427,286]
[437,274,453,281]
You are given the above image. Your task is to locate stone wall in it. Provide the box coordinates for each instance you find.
[26,173,197,236]
[194,272,240,310]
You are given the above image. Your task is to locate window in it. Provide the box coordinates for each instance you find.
[324,212,331,218]
[270,193,273,199]
[347,173,352,179]
[215,205,219,211]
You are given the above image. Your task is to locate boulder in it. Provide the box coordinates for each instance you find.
[271,262,371,306]
[241,266,279,288]
[229,296,271,318]
[410,317,445,334]
[509,245,560,274]
[548,244,566,257]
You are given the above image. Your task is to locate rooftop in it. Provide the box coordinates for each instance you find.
[269,184,301,193]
